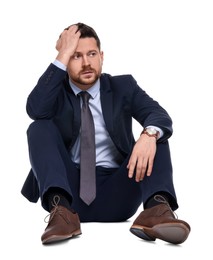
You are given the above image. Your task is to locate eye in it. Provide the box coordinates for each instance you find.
[88,51,97,57]
[73,53,81,60]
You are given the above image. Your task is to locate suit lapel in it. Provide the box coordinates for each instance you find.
[64,77,81,145]
[100,74,113,135]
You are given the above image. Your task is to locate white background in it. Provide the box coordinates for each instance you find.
[0,0,212,259]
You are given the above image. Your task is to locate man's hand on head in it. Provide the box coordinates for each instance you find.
[55,25,81,66]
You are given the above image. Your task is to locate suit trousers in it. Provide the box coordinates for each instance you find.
[26,119,178,222]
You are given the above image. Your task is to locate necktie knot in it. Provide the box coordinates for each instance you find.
[79,91,91,104]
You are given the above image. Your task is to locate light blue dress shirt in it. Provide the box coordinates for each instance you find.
[69,80,124,168]
[52,60,163,168]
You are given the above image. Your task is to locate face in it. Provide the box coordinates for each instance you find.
[67,37,104,90]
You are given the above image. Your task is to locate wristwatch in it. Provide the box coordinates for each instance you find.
[141,127,160,139]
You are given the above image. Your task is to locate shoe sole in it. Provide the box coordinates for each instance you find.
[42,229,82,244]
[130,223,190,244]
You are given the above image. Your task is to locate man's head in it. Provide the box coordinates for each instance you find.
[74,23,101,50]
[65,23,104,90]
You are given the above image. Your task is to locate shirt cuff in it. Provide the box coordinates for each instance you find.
[53,59,67,71]
[146,125,164,139]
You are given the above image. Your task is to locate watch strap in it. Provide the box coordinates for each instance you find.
[141,128,159,139]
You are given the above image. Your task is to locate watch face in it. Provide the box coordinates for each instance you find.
[146,128,157,135]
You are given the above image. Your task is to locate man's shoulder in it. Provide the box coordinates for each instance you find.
[100,73,136,87]
[100,73,138,94]
[101,73,133,81]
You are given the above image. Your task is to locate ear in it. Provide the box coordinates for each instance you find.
[100,51,104,64]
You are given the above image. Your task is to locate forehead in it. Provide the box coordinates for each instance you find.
[75,37,99,52]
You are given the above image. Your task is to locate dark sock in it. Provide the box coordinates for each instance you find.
[44,188,72,212]
[144,192,169,209]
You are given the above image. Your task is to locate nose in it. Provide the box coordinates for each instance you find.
[82,55,90,66]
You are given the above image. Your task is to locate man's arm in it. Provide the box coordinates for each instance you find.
[26,25,81,120]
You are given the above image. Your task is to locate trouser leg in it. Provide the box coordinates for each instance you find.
[69,141,178,222]
[140,140,178,210]
[27,120,178,218]
[68,160,143,222]
[27,120,73,211]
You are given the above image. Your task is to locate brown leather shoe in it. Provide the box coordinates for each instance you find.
[41,198,81,244]
[130,195,190,244]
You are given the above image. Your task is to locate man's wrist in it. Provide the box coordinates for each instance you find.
[141,126,161,140]
[53,59,67,71]
[55,52,71,67]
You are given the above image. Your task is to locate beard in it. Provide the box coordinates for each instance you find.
[70,66,101,88]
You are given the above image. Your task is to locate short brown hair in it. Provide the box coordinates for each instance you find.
[65,23,101,50]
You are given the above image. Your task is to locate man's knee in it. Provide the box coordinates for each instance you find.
[27,120,55,134]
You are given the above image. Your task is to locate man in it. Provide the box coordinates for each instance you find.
[21,23,190,245]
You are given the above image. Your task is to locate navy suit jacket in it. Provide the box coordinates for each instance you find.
[21,63,173,202]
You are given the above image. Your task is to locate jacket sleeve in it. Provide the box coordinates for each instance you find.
[130,76,173,142]
[26,63,67,120]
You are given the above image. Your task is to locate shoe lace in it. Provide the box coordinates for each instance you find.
[44,195,70,224]
[154,194,178,219]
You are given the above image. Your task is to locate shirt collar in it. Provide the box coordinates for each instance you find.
[69,79,100,99]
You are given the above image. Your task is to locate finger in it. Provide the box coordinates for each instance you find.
[64,24,76,31]
[135,159,147,182]
[59,25,78,38]
[134,159,142,182]
[68,24,79,34]
[127,157,137,178]
[59,29,67,39]
[146,157,154,176]
[55,37,61,50]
